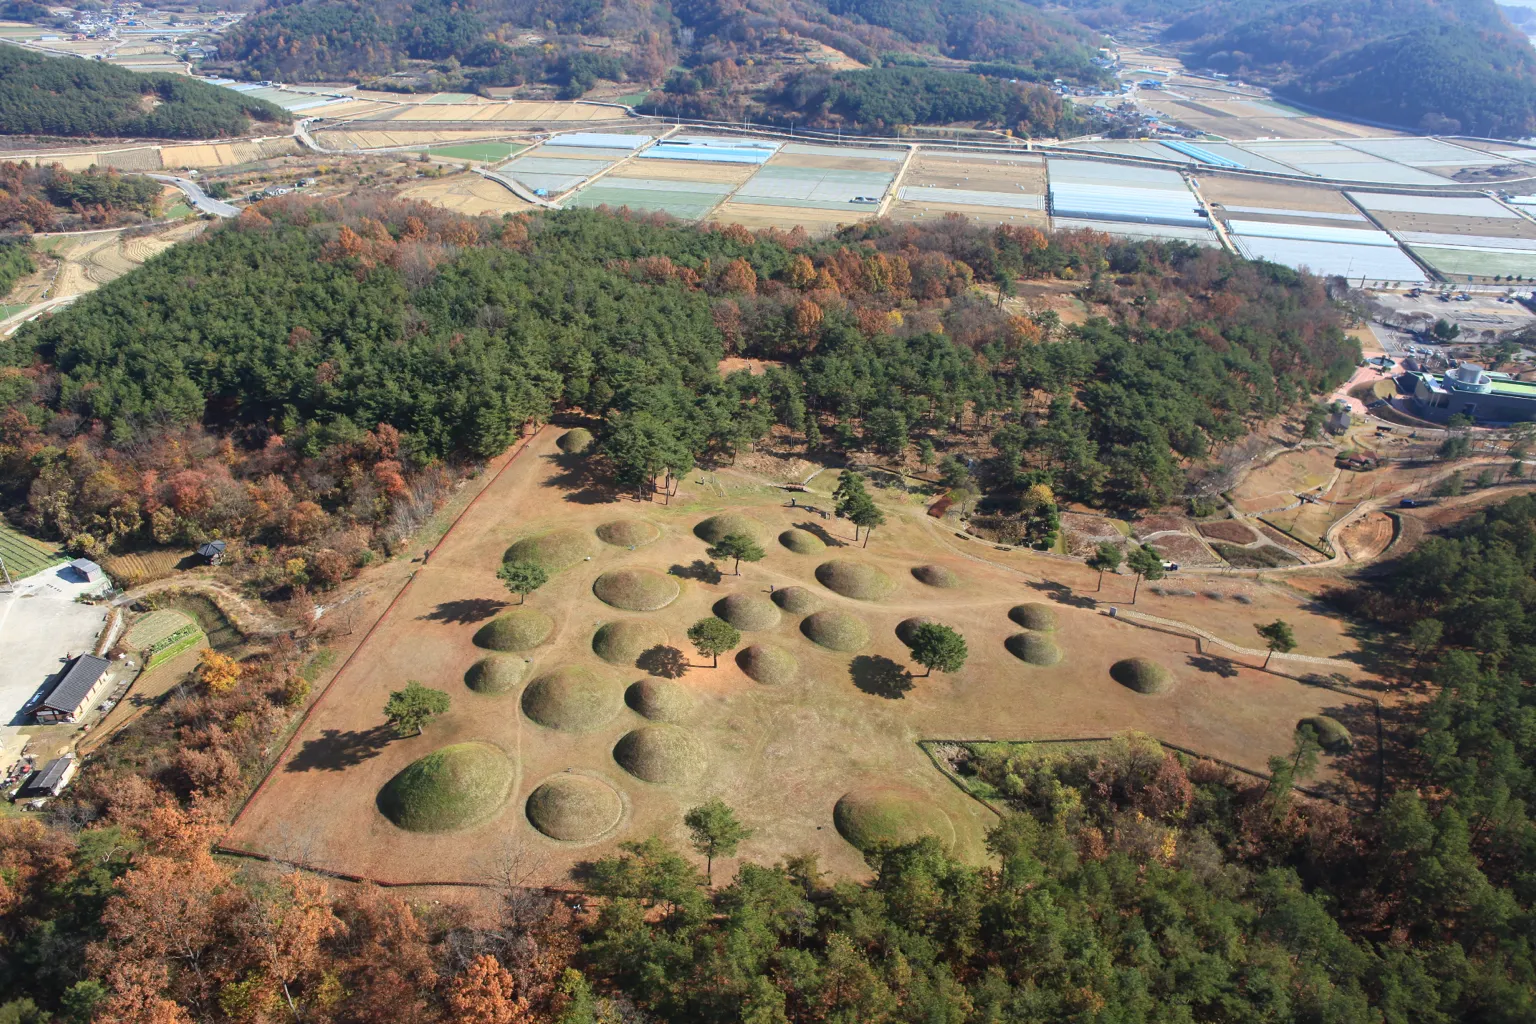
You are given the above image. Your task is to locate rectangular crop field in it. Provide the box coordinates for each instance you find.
[610,160,755,186]
[708,201,875,233]
[566,179,732,220]
[0,521,66,582]
[428,141,526,162]
[1410,246,1536,280]
[908,153,1045,194]
[1201,178,1360,216]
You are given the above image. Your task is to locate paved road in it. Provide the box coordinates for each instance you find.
[147,174,238,217]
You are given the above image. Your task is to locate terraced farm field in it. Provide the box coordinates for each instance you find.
[0,520,66,582]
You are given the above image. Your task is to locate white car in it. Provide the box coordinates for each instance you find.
[1161,560,1180,571]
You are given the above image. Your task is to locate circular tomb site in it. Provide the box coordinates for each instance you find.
[1005,632,1063,667]
[800,610,870,652]
[736,643,799,685]
[377,742,516,833]
[596,519,661,548]
[896,617,937,647]
[815,559,895,600]
[833,785,955,853]
[1111,657,1174,694]
[525,773,624,842]
[771,586,821,614]
[1299,715,1353,754]
[504,528,594,573]
[911,564,960,589]
[1008,603,1058,631]
[714,593,782,631]
[592,619,669,666]
[779,528,826,555]
[613,725,707,784]
[625,678,694,722]
[694,513,768,545]
[473,608,554,652]
[463,655,526,695]
[521,666,624,732]
[557,427,593,454]
[593,567,680,611]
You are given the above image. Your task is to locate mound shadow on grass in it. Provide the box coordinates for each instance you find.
[850,655,913,699]
[419,597,507,624]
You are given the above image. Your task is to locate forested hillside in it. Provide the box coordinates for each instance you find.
[0,161,164,231]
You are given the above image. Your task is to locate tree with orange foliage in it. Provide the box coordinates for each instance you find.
[718,257,757,296]
[446,955,533,1024]
[791,298,823,342]
[197,649,243,695]
[786,254,815,289]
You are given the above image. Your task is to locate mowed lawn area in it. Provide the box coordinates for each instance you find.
[428,141,527,163]
[0,520,66,581]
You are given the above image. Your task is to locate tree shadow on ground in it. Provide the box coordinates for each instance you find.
[544,452,619,505]
[419,597,507,624]
[669,560,723,585]
[793,520,846,547]
[1187,654,1240,678]
[1026,579,1100,610]
[850,655,914,699]
[286,725,396,772]
[638,645,689,678]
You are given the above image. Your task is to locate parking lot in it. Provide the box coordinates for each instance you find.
[0,565,111,726]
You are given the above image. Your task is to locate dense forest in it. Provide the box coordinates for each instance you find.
[0,47,290,140]
[0,237,33,297]
[0,161,164,232]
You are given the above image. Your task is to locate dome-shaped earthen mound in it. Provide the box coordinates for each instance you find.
[736,643,798,685]
[596,519,660,548]
[613,725,706,784]
[1111,657,1173,694]
[525,773,623,842]
[473,608,554,652]
[771,586,820,614]
[378,742,515,833]
[1299,715,1353,753]
[779,528,825,554]
[625,678,693,722]
[815,559,894,600]
[714,593,781,631]
[464,655,525,695]
[592,620,668,666]
[593,568,680,611]
[912,564,960,588]
[896,617,936,647]
[801,610,870,652]
[1005,632,1062,666]
[504,529,593,573]
[694,513,767,545]
[1008,603,1058,631]
[557,428,593,454]
[521,667,623,731]
[833,785,954,853]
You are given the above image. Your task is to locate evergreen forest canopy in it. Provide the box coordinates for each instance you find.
[0,161,164,232]
[0,46,291,139]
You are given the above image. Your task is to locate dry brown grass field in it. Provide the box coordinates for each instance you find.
[707,202,872,233]
[1202,178,1360,214]
[905,153,1046,194]
[397,173,534,215]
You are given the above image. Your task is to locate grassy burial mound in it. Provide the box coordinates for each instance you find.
[695,513,768,545]
[771,586,821,614]
[1111,657,1174,694]
[596,519,661,548]
[613,725,707,784]
[557,428,594,454]
[521,666,623,732]
[463,655,526,695]
[504,528,593,573]
[473,608,554,652]
[1299,715,1353,753]
[815,559,895,600]
[911,564,961,588]
[896,617,937,647]
[1005,632,1063,667]
[801,610,870,652]
[625,678,694,722]
[592,619,669,666]
[1008,604,1058,631]
[736,643,799,685]
[833,785,955,853]
[593,568,680,611]
[377,742,515,833]
[714,593,782,631]
[779,528,826,554]
[525,773,624,842]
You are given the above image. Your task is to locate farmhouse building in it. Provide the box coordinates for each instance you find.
[33,653,111,724]
[1408,363,1536,423]
[70,558,103,583]
[21,754,78,798]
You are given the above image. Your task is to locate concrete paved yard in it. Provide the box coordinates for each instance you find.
[0,566,109,725]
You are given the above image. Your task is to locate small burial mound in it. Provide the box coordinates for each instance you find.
[714,593,781,631]
[592,619,669,666]
[895,617,935,647]
[504,528,593,573]
[736,643,798,685]
[801,610,870,652]
[521,666,623,732]
[1008,603,1058,631]
[779,528,826,554]
[377,742,515,833]
[1111,657,1173,694]
[815,559,895,600]
[596,519,660,548]
[613,725,706,784]
[464,655,525,695]
[911,564,960,588]
[694,513,767,545]
[1005,632,1062,666]
[833,785,954,853]
[593,568,680,611]
[626,678,693,722]
[771,586,820,614]
[557,428,594,454]
[473,608,554,652]
[1299,715,1353,753]
[525,773,623,842]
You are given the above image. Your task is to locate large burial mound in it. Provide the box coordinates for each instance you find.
[801,610,870,652]
[596,519,660,548]
[625,678,693,722]
[736,643,798,685]
[592,619,668,666]
[771,586,820,614]
[613,725,706,784]
[557,428,593,454]
[521,666,623,731]
[473,608,554,652]
[504,528,593,573]
[779,528,826,554]
[1008,604,1058,631]
[1111,657,1173,694]
[911,564,960,588]
[714,593,781,631]
[833,785,954,852]
[695,513,767,545]
[1005,632,1062,666]
[464,655,525,695]
[815,559,894,600]
[1299,715,1353,753]
[377,742,515,833]
[593,568,680,611]
[525,773,623,842]
[896,617,936,647]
